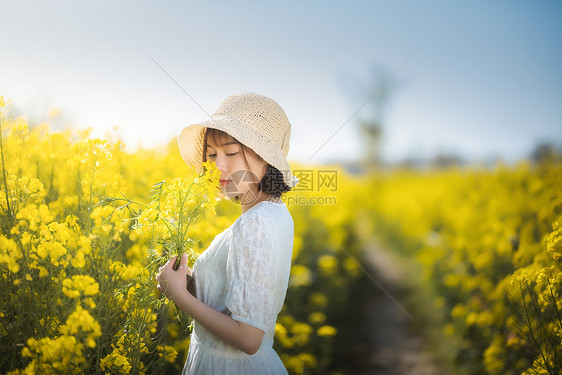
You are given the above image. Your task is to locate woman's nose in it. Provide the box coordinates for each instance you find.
[214,155,228,174]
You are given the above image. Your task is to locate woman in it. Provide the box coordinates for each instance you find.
[156,92,300,374]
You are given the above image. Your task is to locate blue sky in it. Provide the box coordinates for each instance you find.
[1,0,561,165]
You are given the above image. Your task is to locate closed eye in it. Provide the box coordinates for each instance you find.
[207,152,238,158]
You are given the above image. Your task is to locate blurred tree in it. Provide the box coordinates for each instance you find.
[357,66,393,171]
[430,152,465,168]
[337,63,403,173]
[530,142,559,164]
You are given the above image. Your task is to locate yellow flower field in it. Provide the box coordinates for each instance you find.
[0,98,362,374]
[1,96,560,374]
[363,164,562,374]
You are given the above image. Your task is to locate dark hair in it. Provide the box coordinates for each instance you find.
[202,128,292,199]
[257,164,291,198]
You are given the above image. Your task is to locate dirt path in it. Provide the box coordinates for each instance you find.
[333,241,451,375]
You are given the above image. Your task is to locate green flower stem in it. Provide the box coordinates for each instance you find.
[520,284,554,375]
[0,117,14,233]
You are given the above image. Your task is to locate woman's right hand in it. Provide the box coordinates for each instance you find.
[156,253,192,302]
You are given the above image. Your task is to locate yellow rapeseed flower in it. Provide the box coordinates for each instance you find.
[290,322,313,346]
[60,305,101,348]
[317,254,338,274]
[308,312,326,324]
[317,325,337,337]
[101,347,132,374]
[62,275,99,298]
[289,265,312,288]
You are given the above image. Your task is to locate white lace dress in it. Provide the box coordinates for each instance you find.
[182,200,294,375]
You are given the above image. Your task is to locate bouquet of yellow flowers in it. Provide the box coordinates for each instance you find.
[98,160,221,295]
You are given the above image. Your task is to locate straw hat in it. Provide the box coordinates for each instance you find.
[178,92,299,188]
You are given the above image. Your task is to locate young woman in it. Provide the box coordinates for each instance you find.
[156,92,300,374]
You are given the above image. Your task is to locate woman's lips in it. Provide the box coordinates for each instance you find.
[219,179,232,186]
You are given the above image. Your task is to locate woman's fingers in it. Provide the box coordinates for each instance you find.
[179,253,189,270]
[166,256,177,269]
[155,255,191,296]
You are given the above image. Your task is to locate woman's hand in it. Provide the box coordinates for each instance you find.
[156,253,264,355]
[156,253,192,302]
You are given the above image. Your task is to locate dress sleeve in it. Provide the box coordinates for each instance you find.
[225,211,277,332]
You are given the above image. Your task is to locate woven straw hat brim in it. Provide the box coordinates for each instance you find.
[178,115,299,188]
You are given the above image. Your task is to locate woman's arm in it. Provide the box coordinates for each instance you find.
[156,254,265,355]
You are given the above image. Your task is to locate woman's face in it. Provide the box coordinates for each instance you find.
[205,134,267,204]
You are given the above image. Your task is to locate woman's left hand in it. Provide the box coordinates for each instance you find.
[156,253,192,302]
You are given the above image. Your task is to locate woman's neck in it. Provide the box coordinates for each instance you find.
[240,193,282,214]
